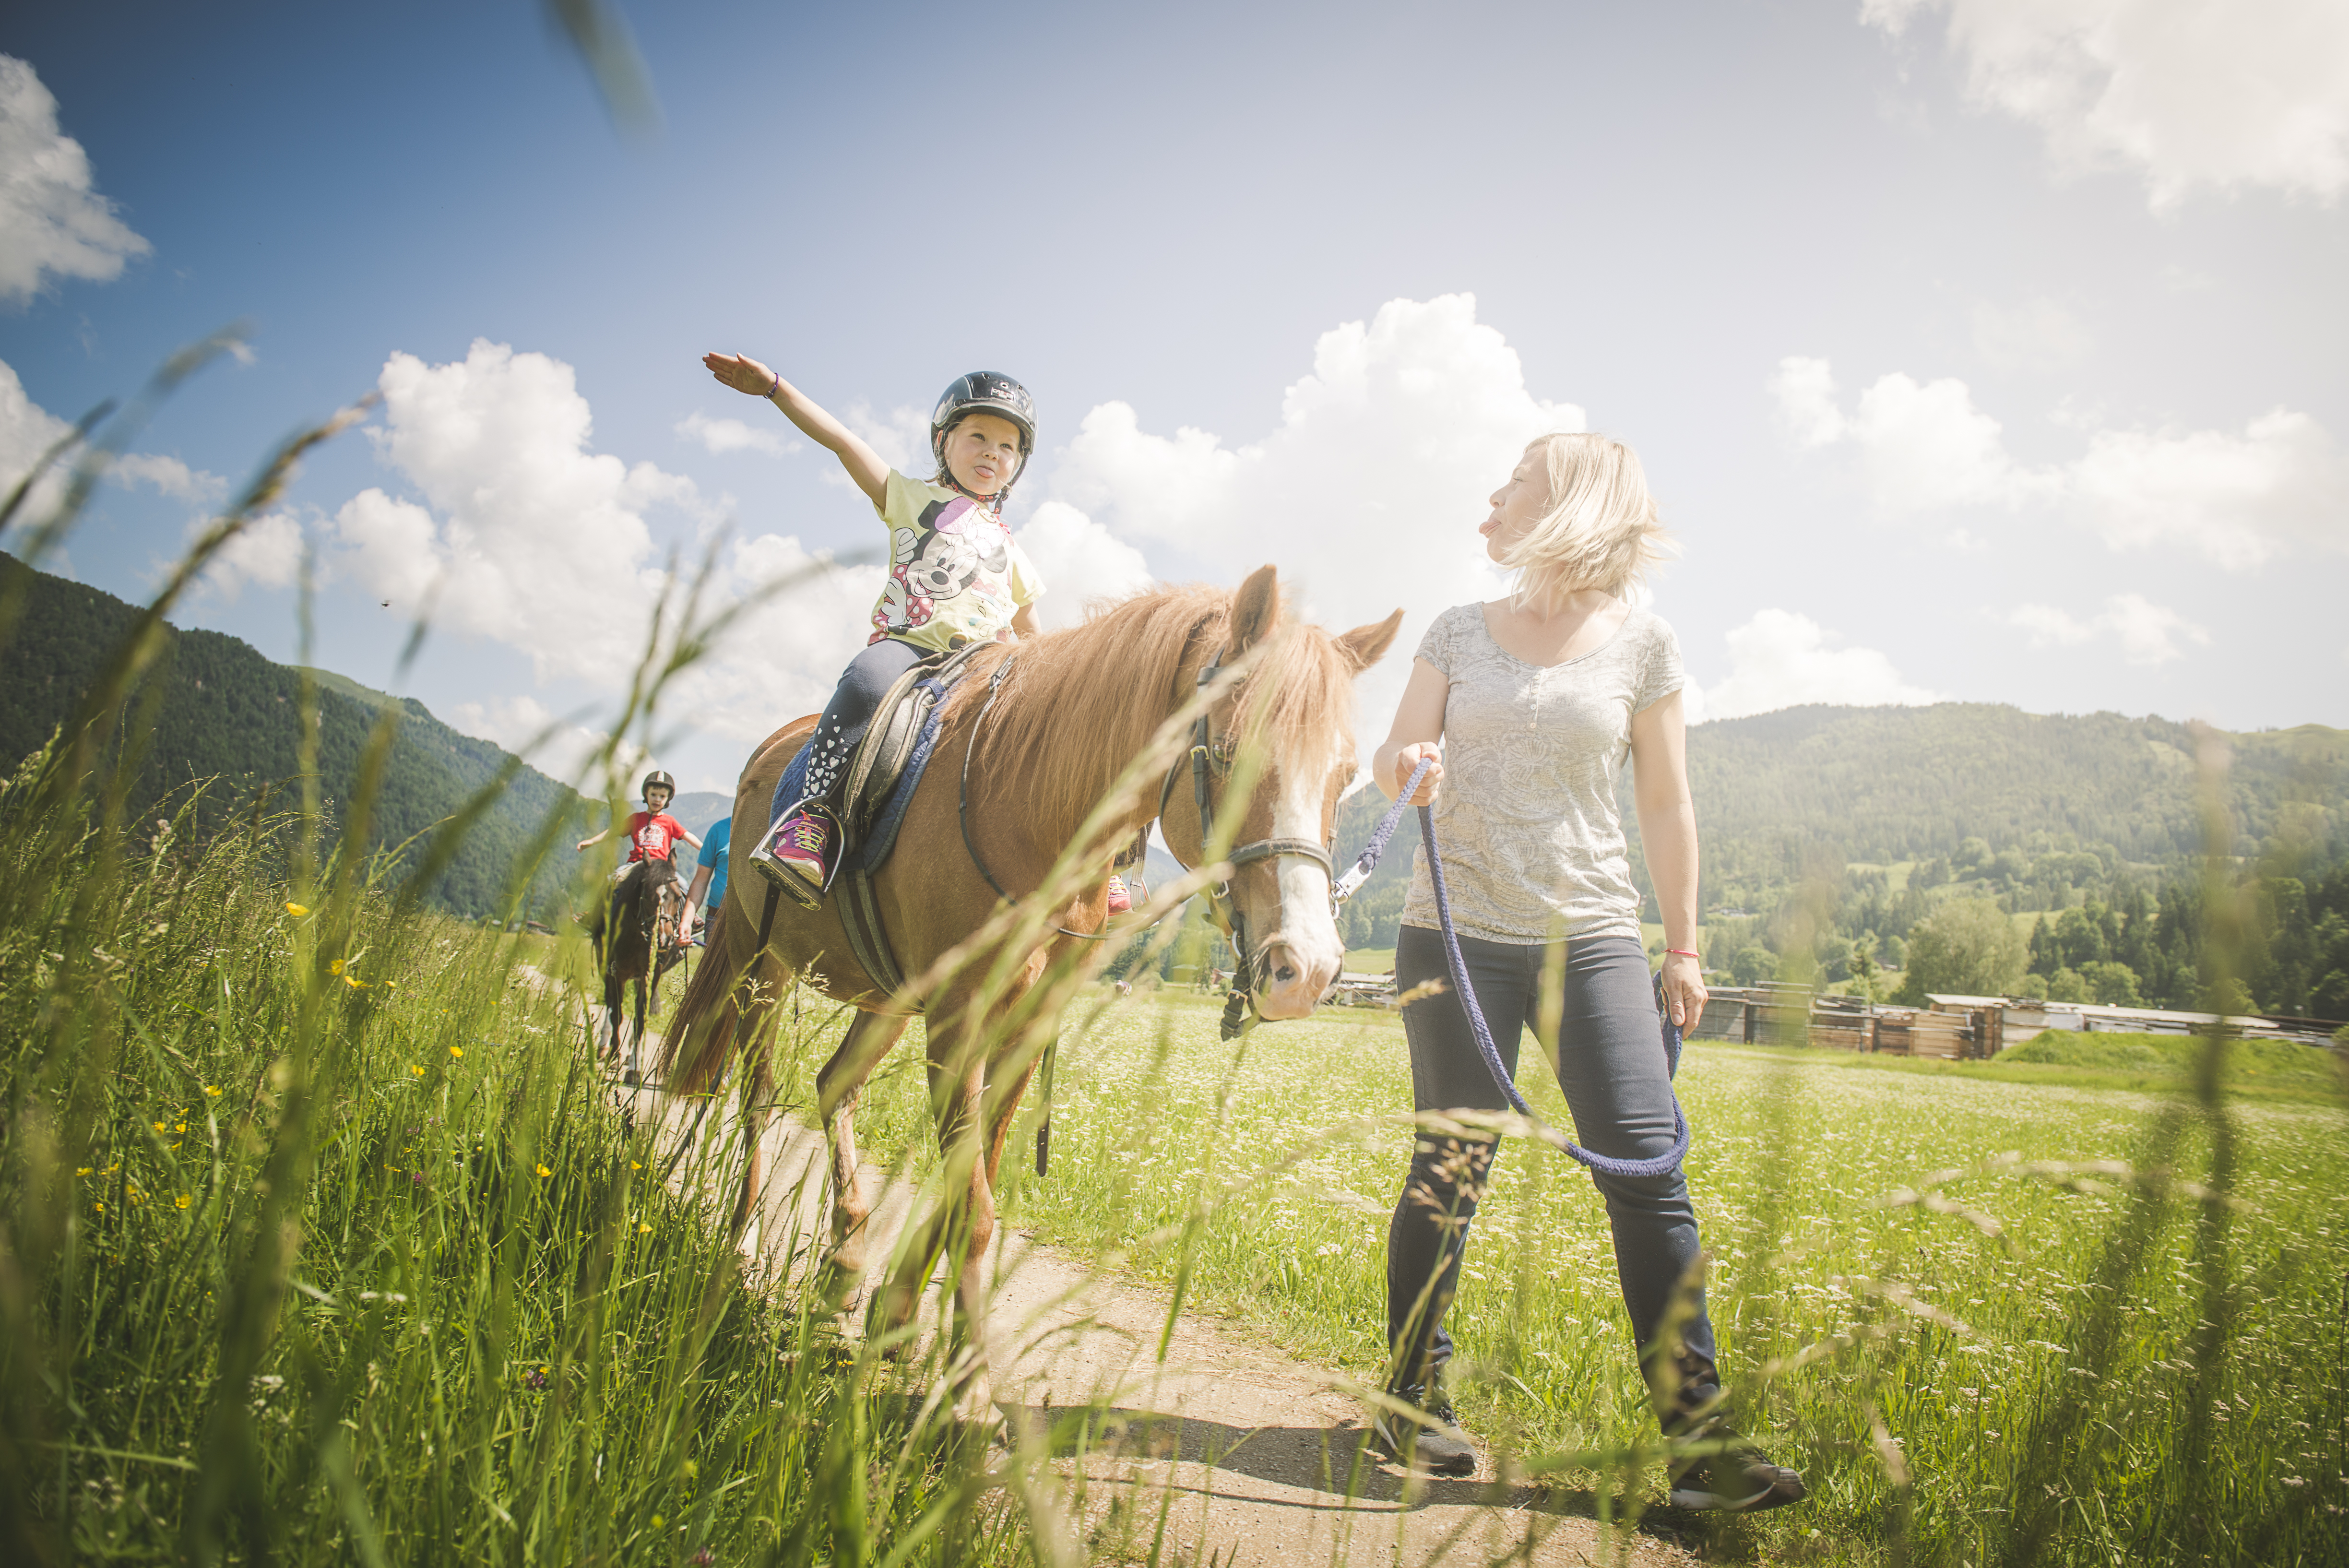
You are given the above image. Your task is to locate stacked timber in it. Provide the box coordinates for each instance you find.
[1809,994,1874,1052]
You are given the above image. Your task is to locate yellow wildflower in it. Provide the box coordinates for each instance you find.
[342,973,369,990]
[637,1222,652,1234]
[535,1164,552,1178]
[152,1120,167,1134]
[174,1194,191,1211]
[410,1065,424,1077]
[75,1167,91,1177]
[203,1085,221,1098]
[449,1045,463,1059]
[285,902,309,917]
[329,958,346,975]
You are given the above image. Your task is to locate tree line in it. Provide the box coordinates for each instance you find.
[0,554,590,919]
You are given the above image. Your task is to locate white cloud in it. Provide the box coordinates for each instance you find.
[193,509,303,597]
[1970,297,2092,372]
[840,401,928,478]
[1769,356,2054,512]
[1775,355,2347,568]
[4,357,231,545]
[1693,608,1946,723]
[112,451,229,506]
[0,56,151,302]
[1863,0,2349,209]
[0,355,74,523]
[1013,500,1154,630]
[676,410,798,458]
[1045,294,1577,742]
[2006,592,2211,663]
[325,339,885,762]
[332,339,705,688]
[2069,408,2345,568]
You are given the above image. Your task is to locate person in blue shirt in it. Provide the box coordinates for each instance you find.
[677,815,732,947]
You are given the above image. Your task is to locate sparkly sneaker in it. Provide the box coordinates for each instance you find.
[749,804,835,909]
[1105,874,1132,915]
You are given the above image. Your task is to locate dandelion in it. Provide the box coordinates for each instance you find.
[536,1164,552,1178]
[285,902,308,917]
[174,1194,191,1210]
[449,1046,462,1059]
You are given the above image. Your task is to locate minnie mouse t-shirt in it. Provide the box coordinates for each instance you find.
[867,469,1045,653]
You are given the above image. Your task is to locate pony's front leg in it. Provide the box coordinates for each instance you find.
[815,1010,909,1307]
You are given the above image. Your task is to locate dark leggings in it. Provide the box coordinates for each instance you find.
[1386,925,1718,1409]
[777,637,927,815]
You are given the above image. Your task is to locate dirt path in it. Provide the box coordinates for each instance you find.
[608,1062,1701,1568]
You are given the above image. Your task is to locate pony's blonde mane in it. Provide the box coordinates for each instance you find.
[950,582,1358,842]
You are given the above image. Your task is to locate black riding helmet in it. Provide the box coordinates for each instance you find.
[930,372,1036,499]
[640,769,676,802]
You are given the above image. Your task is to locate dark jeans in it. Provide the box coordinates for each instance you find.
[1387,925,1718,1412]
[777,637,927,816]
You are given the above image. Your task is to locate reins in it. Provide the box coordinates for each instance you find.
[1335,756,1693,1179]
[958,651,1113,943]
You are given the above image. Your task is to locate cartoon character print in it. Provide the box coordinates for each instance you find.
[869,496,1013,639]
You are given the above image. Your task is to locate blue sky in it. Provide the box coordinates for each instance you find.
[3,0,2344,796]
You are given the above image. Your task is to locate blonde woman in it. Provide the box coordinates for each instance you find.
[1368,434,1803,1511]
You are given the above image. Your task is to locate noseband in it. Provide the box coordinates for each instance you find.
[1156,644,1335,1035]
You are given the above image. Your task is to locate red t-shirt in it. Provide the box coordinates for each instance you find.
[626,811,688,863]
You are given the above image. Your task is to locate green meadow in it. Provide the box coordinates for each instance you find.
[847,987,2349,1566]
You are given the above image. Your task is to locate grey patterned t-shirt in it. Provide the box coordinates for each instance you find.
[1400,602,1685,944]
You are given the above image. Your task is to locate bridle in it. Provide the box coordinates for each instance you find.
[954,627,1336,1023]
[1154,641,1335,1033]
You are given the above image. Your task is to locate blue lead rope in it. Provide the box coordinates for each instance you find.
[1337,757,1694,1180]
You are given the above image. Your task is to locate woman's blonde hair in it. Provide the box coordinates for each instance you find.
[1496,432,1675,607]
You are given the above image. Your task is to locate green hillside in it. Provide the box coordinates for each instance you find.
[1332,703,2349,1018]
[0,553,589,919]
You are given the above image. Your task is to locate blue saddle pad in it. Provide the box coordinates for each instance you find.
[768,671,953,877]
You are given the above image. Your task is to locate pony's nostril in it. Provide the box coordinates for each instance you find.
[1275,964,1298,983]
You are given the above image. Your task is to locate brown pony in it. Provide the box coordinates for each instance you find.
[593,854,685,1084]
[660,566,1399,1415]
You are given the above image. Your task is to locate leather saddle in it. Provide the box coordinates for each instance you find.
[769,639,994,1005]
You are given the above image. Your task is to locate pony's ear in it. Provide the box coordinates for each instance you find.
[1334,608,1405,673]
[1229,565,1281,653]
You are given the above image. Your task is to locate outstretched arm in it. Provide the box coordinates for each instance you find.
[1629,689,1706,1029]
[576,827,611,852]
[1371,657,1448,806]
[702,352,890,506]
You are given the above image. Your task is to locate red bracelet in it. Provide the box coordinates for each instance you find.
[1666,948,1699,959]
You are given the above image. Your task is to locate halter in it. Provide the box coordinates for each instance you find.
[1154,643,1335,1033]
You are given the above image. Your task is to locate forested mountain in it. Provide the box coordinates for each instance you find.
[0,553,590,919]
[1331,702,2349,1016]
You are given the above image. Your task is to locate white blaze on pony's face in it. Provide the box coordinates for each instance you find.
[1210,566,1405,1022]
[1246,753,1354,1020]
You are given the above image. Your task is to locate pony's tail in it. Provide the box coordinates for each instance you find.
[660,886,778,1094]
